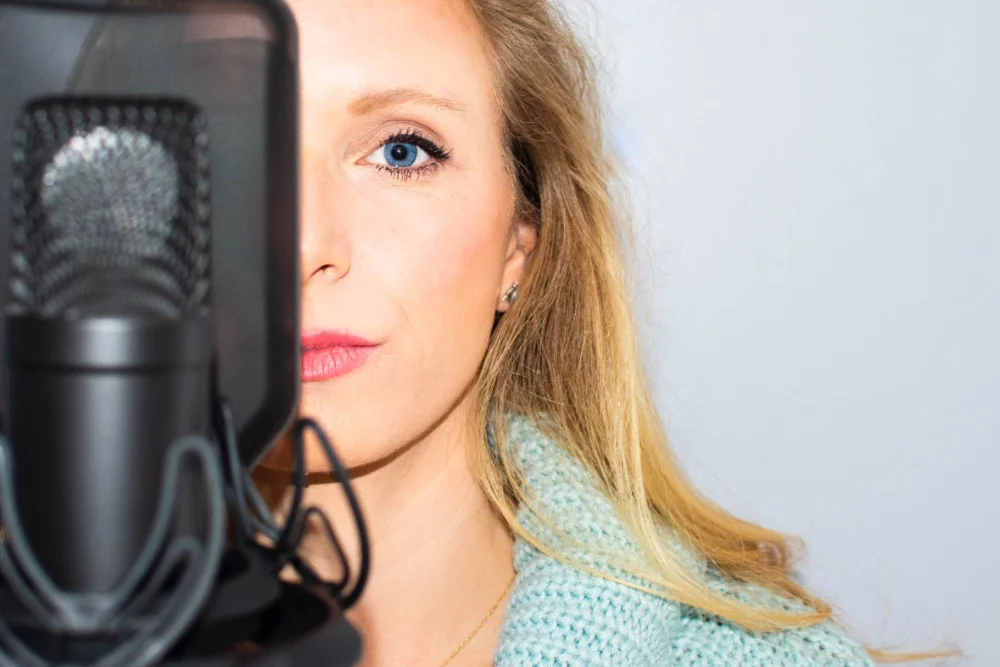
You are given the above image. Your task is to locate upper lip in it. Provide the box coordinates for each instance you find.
[301,329,379,350]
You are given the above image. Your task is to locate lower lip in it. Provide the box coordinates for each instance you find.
[301,345,377,383]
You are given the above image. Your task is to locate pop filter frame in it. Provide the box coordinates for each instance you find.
[0,0,302,467]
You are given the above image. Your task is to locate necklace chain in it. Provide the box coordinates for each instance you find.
[438,572,516,667]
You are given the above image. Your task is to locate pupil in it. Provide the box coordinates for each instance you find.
[390,144,410,162]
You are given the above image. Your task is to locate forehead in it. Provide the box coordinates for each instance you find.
[285,0,493,111]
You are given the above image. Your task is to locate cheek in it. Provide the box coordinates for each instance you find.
[425,214,501,307]
[357,179,509,348]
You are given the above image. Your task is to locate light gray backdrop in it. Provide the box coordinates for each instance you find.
[562,1,998,665]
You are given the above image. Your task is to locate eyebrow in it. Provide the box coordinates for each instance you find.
[348,88,467,115]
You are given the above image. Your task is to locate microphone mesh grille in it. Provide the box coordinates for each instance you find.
[9,99,211,318]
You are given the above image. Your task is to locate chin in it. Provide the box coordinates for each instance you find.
[269,362,476,477]
[259,421,401,476]
[288,384,407,474]
[293,412,384,475]
[252,407,361,476]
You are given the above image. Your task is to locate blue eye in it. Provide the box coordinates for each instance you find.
[364,131,451,176]
[383,142,419,168]
[366,140,432,170]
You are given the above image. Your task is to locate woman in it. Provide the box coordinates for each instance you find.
[260,0,896,665]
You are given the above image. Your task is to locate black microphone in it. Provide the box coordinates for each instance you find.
[0,1,368,665]
[8,94,216,597]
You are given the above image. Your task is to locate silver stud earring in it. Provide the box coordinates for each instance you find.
[502,282,520,305]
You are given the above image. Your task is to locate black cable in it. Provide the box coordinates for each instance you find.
[272,420,307,558]
[236,416,370,610]
[292,418,370,610]
[215,397,252,545]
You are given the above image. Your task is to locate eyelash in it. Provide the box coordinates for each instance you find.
[372,129,452,181]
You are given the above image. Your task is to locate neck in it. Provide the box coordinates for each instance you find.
[290,398,514,667]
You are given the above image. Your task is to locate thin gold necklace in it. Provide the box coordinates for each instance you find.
[438,572,517,667]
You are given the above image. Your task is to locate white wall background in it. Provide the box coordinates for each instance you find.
[562,1,998,664]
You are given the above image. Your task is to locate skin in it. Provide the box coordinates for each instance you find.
[266,0,537,665]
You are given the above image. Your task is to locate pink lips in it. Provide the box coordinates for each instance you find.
[301,330,379,383]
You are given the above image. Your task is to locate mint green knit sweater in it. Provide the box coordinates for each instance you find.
[493,416,874,666]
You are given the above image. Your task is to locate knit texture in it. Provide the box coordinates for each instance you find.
[493,415,875,666]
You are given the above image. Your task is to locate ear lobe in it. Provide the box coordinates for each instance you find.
[497,218,537,313]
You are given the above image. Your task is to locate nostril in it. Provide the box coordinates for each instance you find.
[310,264,345,281]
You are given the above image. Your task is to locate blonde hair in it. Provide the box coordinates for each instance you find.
[466,0,937,661]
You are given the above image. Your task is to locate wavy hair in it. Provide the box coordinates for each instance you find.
[466,1,938,661]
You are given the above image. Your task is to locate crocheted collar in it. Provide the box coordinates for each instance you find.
[491,414,682,663]
[499,413,692,585]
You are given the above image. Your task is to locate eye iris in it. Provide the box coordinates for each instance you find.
[385,143,418,168]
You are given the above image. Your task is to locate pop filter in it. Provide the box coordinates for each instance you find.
[0,0,299,468]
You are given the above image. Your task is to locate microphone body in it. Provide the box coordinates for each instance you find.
[7,315,212,593]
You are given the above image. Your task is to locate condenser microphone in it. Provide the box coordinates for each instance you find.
[7,94,215,597]
[0,1,368,665]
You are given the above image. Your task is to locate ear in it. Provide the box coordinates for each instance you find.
[496,217,537,313]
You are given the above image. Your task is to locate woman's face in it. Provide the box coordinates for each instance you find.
[282,0,533,471]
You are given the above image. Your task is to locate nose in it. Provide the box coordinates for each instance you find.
[300,146,351,285]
